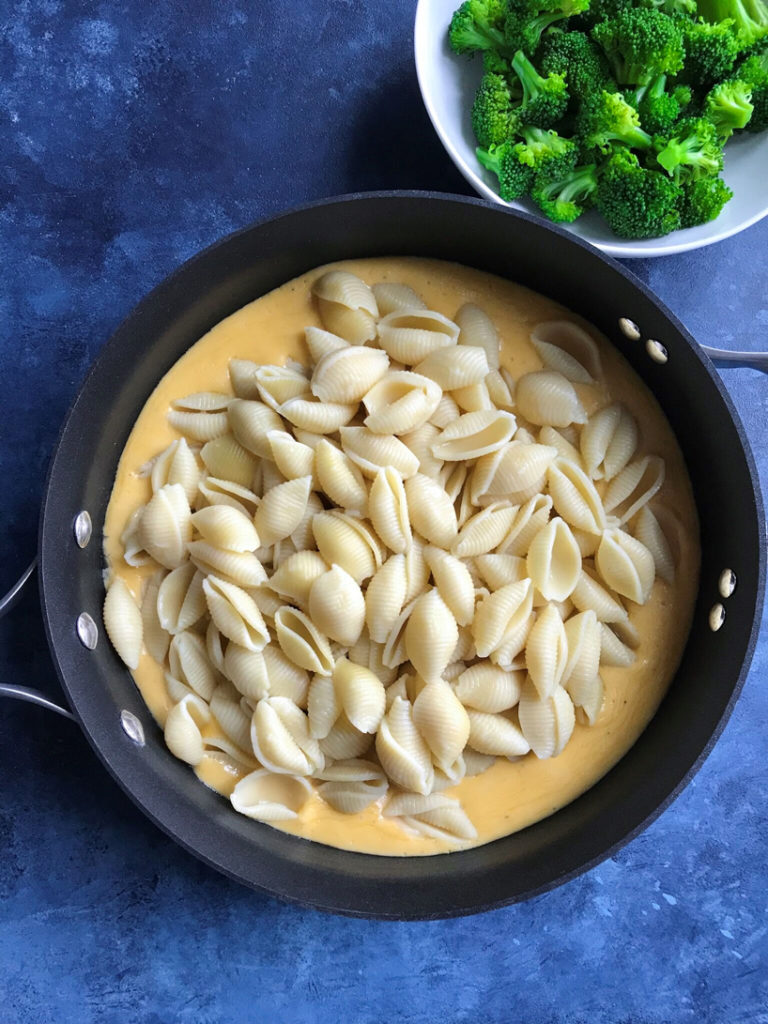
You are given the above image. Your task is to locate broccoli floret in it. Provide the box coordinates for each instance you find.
[472,72,516,146]
[591,8,686,86]
[654,116,725,180]
[577,89,654,151]
[694,0,768,50]
[449,0,507,55]
[680,19,741,88]
[628,74,692,132]
[504,0,592,54]
[509,49,569,127]
[704,78,754,135]
[477,142,537,199]
[539,30,616,99]
[596,148,683,237]
[574,0,634,28]
[515,125,579,174]
[531,163,600,221]
[483,49,512,73]
[679,175,734,226]
[738,49,768,129]
[641,0,698,18]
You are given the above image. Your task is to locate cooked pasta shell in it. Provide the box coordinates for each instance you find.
[596,528,655,605]
[548,458,607,535]
[515,371,587,428]
[473,579,533,659]
[141,569,170,663]
[633,505,677,584]
[404,473,458,549]
[167,401,230,442]
[473,553,527,591]
[447,380,491,414]
[567,672,604,726]
[472,442,557,506]
[200,434,256,489]
[485,373,514,415]
[188,541,267,588]
[231,770,313,821]
[169,631,217,701]
[454,663,522,713]
[423,546,475,627]
[312,270,378,344]
[304,325,350,363]
[222,643,271,702]
[404,589,458,682]
[603,455,665,525]
[412,680,470,768]
[414,345,489,391]
[228,358,262,399]
[197,475,260,518]
[308,565,366,647]
[467,709,529,758]
[340,426,419,480]
[377,308,459,364]
[138,483,192,570]
[381,597,418,670]
[319,712,372,760]
[517,678,575,759]
[164,694,211,766]
[463,747,496,776]
[526,517,581,602]
[572,528,599,558]
[203,575,269,652]
[267,550,328,608]
[314,439,367,514]
[279,396,357,434]
[206,619,226,674]
[103,577,143,670]
[362,371,442,435]
[120,507,151,567]
[538,425,583,468]
[274,605,334,675]
[252,364,310,412]
[251,584,284,622]
[266,430,315,483]
[400,422,444,479]
[525,603,568,699]
[307,672,341,739]
[258,458,285,496]
[365,554,408,644]
[581,403,638,480]
[318,775,388,814]
[562,609,601,692]
[312,510,383,584]
[430,392,462,429]
[290,492,323,552]
[369,467,412,554]
[372,282,427,315]
[571,567,628,622]
[439,461,468,504]
[431,409,516,461]
[452,502,518,558]
[529,320,601,383]
[251,696,324,775]
[497,494,552,557]
[157,562,206,634]
[375,696,434,794]
[385,792,477,842]
[164,672,194,705]
[262,645,310,706]
[600,623,637,667]
[311,345,389,404]
[254,475,312,547]
[190,505,259,553]
[403,535,430,604]
[209,684,255,753]
[228,399,285,459]
[455,302,500,370]
[150,438,200,505]
[333,657,386,734]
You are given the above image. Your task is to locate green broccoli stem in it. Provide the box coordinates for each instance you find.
[540,164,598,203]
[476,146,503,177]
[656,137,720,175]
[511,50,544,104]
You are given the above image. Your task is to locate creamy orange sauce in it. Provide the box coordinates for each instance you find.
[103,257,699,856]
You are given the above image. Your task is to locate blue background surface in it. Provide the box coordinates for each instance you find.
[0,2,766,1021]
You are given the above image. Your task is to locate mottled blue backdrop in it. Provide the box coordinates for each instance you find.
[0,2,766,1022]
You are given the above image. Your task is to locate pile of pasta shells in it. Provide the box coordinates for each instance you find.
[103,269,680,846]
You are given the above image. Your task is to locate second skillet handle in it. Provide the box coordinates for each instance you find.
[0,561,75,721]
[702,346,768,374]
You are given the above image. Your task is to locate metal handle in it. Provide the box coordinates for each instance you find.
[0,560,75,721]
[702,346,768,374]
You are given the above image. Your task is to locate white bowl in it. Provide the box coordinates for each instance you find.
[414,0,768,258]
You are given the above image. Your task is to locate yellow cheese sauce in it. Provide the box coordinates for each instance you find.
[103,257,699,856]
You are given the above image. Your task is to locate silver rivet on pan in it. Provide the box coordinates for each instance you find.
[646,339,668,364]
[74,510,92,548]
[76,612,98,649]
[718,569,737,599]
[709,603,726,632]
[618,317,641,341]
[120,710,145,747]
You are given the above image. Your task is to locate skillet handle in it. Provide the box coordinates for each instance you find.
[0,560,75,721]
[702,346,768,374]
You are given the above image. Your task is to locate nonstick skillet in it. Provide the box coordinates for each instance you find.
[1,192,764,920]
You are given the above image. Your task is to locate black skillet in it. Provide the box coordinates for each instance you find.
[1,193,764,920]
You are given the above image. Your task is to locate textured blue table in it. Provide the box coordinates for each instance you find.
[1,3,766,1021]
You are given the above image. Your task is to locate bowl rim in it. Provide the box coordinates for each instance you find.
[413,0,768,259]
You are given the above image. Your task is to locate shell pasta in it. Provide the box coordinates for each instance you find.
[103,258,699,856]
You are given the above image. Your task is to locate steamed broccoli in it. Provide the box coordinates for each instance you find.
[539,30,616,99]
[654,115,726,178]
[477,141,537,199]
[509,49,570,126]
[531,163,600,220]
[577,89,655,150]
[504,0,592,53]
[591,8,686,84]
[628,73,692,131]
[642,0,698,16]
[738,49,768,128]
[596,148,683,236]
[476,127,577,199]
[449,0,507,54]
[704,78,755,134]
[679,174,734,225]
[681,19,741,85]
[472,72,517,146]
[694,0,768,50]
